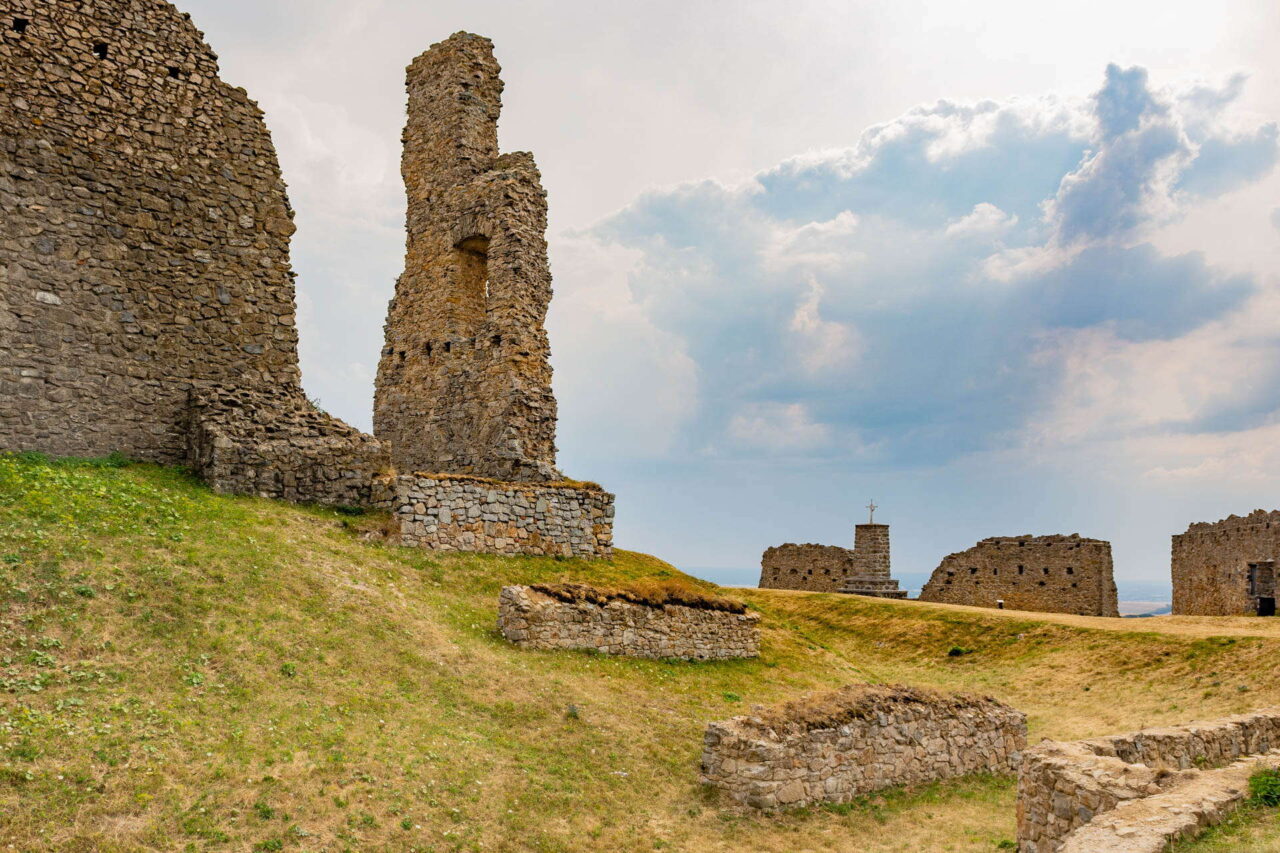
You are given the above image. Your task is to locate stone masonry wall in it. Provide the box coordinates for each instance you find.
[374,33,560,482]
[497,585,760,660]
[760,524,894,593]
[188,386,389,507]
[1017,709,1280,852]
[701,685,1026,810]
[919,535,1119,616]
[375,475,613,558]
[1172,510,1280,615]
[0,0,383,505]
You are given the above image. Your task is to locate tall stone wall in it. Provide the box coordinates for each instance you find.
[919,535,1118,616]
[701,685,1026,810]
[1017,709,1280,852]
[375,475,613,558]
[498,585,760,660]
[1172,510,1280,615]
[374,33,560,483]
[759,523,903,597]
[0,0,384,504]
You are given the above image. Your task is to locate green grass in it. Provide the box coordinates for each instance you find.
[4,453,1280,851]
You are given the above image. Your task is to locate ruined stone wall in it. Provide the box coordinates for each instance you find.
[1017,709,1280,852]
[375,475,613,558]
[374,33,560,482]
[1172,510,1280,615]
[701,685,1026,810]
[498,585,760,660]
[759,524,894,593]
[0,0,384,504]
[919,535,1118,616]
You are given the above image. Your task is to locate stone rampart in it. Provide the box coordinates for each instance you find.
[919,535,1118,616]
[760,524,903,596]
[0,0,382,506]
[1172,510,1280,615]
[701,685,1026,810]
[497,584,760,660]
[1017,709,1280,852]
[376,475,613,558]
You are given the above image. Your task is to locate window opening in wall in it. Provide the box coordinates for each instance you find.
[12,18,29,33]
[425,342,433,358]
[491,334,502,347]
[93,42,109,59]
[1042,567,1050,575]
[993,567,998,575]
[168,67,182,79]
[444,341,452,354]
[455,235,491,312]
[1017,565,1024,574]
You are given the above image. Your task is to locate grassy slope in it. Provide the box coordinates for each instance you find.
[3,455,1280,852]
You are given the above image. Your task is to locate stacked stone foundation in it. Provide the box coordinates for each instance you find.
[376,475,614,558]
[1018,709,1280,852]
[701,685,1026,810]
[498,585,759,660]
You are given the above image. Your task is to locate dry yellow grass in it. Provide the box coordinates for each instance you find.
[5,455,1280,851]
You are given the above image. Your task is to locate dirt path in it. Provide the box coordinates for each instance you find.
[745,587,1280,639]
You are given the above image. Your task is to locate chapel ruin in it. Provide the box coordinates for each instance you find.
[374,33,560,483]
[918,534,1119,617]
[0,2,613,556]
[759,516,907,598]
[1172,510,1280,616]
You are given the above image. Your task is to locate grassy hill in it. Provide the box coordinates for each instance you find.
[3,453,1280,852]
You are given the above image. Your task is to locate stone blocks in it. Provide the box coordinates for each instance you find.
[760,523,905,597]
[1018,709,1280,852]
[497,584,760,660]
[920,534,1119,616]
[376,476,614,558]
[701,685,1026,810]
[1172,510,1280,615]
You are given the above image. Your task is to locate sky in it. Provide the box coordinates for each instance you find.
[180,0,1280,596]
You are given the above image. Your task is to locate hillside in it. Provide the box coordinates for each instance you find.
[3,454,1280,852]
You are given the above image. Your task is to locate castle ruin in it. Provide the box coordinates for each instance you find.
[759,521,906,598]
[1,3,612,555]
[918,534,1119,617]
[1171,510,1280,616]
[374,33,559,483]
[0,0,387,506]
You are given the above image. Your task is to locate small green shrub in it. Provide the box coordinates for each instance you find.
[1248,767,1280,806]
[947,646,974,657]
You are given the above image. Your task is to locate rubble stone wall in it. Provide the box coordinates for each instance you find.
[374,33,560,482]
[701,686,1027,810]
[1017,709,1280,852]
[0,0,382,505]
[919,535,1119,616]
[1172,510,1280,615]
[376,475,613,558]
[497,585,759,659]
[760,524,894,593]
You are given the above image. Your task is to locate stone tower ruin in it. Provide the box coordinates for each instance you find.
[374,33,560,482]
[759,522,906,598]
[0,0,386,505]
[1171,510,1280,616]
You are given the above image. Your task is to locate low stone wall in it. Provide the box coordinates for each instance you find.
[375,474,614,558]
[497,585,760,660]
[187,385,390,508]
[701,685,1027,810]
[1017,709,1280,852]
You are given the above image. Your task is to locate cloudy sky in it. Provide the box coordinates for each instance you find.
[183,0,1279,594]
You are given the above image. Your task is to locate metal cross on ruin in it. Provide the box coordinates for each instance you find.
[867,500,878,524]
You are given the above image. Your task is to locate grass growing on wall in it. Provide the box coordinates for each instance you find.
[4,453,1280,851]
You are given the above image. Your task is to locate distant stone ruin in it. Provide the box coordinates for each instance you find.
[701,684,1026,810]
[1018,709,1280,852]
[1172,510,1280,616]
[498,584,760,660]
[1,4,613,554]
[374,33,559,483]
[919,535,1119,617]
[759,523,906,598]
[0,0,387,506]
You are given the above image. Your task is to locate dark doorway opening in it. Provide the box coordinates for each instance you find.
[1259,597,1276,617]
